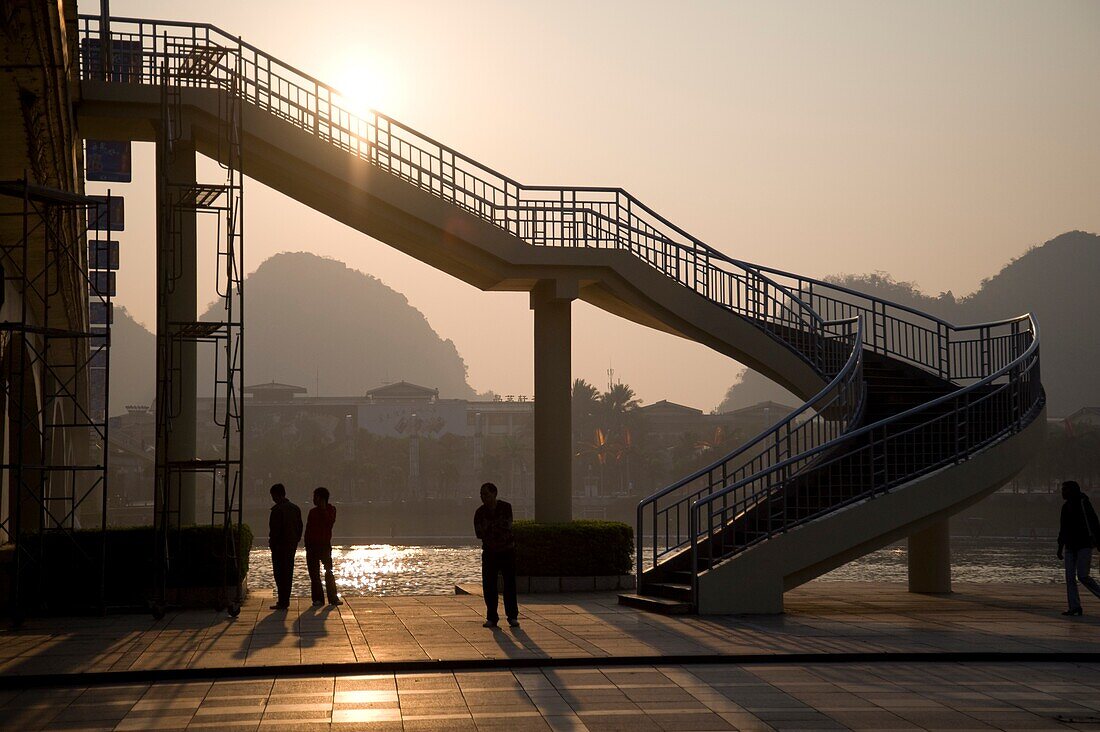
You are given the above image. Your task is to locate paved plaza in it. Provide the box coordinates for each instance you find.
[4,661,1100,731]
[3,582,1100,730]
[1,583,1097,678]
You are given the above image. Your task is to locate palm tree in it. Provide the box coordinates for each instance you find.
[598,383,642,494]
[572,379,600,437]
[600,382,641,424]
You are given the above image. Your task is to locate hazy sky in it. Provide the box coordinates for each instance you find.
[87,0,1100,409]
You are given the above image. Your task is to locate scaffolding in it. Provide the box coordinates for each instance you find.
[0,179,112,620]
[151,41,245,618]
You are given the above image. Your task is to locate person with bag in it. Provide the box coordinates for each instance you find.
[1057,480,1100,616]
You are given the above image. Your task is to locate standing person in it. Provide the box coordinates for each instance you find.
[305,486,342,607]
[474,482,519,628]
[1057,480,1100,616]
[268,483,303,611]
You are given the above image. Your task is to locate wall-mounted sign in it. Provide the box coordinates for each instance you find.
[86,140,132,182]
[90,301,114,325]
[88,240,120,270]
[81,38,144,82]
[89,271,116,297]
[87,196,124,231]
[89,365,107,420]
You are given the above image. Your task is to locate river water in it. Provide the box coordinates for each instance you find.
[247,537,1064,597]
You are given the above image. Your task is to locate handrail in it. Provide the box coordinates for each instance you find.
[709,316,1038,500]
[76,15,1044,605]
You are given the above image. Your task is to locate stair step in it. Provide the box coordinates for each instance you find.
[617,592,693,615]
[640,582,693,601]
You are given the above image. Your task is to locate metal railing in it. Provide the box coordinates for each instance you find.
[76,15,836,374]
[690,315,1040,598]
[637,318,865,576]
[76,15,1045,605]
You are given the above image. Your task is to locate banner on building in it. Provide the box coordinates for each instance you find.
[87,196,124,231]
[81,38,143,82]
[88,240,120,270]
[90,271,116,298]
[89,366,107,421]
[86,141,132,182]
[89,301,113,325]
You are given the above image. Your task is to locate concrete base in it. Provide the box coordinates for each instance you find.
[908,519,951,593]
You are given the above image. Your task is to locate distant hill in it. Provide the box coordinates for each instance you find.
[717,231,1099,417]
[108,252,475,414]
[714,370,799,414]
[205,252,475,399]
[958,231,1099,416]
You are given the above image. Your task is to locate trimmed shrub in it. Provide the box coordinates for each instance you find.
[21,524,253,609]
[513,520,633,576]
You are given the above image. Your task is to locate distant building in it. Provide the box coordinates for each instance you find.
[637,400,711,443]
[637,398,797,444]
[106,405,155,523]
[231,380,533,441]
[718,400,798,439]
[117,382,803,524]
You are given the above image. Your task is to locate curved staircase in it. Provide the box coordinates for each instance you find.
[75,14,1046,614]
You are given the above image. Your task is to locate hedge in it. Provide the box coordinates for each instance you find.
[513,520,633,576]
[16,524,253,609]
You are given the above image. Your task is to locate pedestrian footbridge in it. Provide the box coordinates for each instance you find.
[76,15,1045,614]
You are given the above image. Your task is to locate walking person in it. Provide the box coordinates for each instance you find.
[305,486,342,607]
[268,483,303,610]
[474,482,519,628]
[1057,480,1100,616]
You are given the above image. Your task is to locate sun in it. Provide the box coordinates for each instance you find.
[331,56,393,119]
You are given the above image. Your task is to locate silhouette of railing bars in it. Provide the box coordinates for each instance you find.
[76,16,1045,606]
[687,315,1041,602]
[747,262,1035,385]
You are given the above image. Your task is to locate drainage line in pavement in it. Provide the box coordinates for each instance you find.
[1,652,1099,690]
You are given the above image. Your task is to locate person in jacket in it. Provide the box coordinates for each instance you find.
[474,482,519,628]
[268,483,303,610]
[1057,480,1100,616]
[305,486,342,607]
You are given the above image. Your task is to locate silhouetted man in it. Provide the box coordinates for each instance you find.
[1057,480,1100,616]
[268,483,303,610]
[474,482,519,628]
[305,486,342,607]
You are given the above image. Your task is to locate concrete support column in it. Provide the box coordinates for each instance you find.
[156,137,198,524]
[530,279,576,523]
[908,519,951,593]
